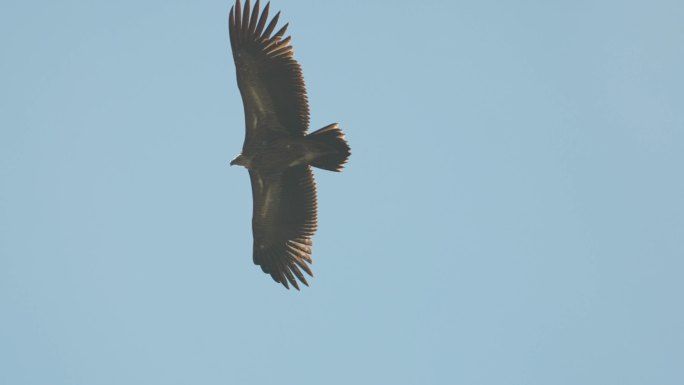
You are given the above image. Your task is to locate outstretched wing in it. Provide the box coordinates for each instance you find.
[249,166,317,289]
[229,0,309,150]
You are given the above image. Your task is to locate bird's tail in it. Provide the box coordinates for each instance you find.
[306,123,351,171]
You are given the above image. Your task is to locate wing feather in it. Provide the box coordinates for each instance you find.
[241,0,251,36]
[254,2,269,36]
[248,0,260,34]
[234,1,242,37]
[262,11,281,40]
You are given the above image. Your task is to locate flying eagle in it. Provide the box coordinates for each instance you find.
[228,0,350,290]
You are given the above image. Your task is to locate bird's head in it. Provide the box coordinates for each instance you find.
[230,154,249,168]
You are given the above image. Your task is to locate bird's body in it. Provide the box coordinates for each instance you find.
[228,0,350,289]
[232,129,340,172]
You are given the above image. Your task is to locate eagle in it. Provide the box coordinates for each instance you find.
[228,0,351,290]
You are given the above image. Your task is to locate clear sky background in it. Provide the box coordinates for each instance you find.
[1,0,683,384]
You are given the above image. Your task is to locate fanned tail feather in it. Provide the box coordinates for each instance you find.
[307,123,351,171]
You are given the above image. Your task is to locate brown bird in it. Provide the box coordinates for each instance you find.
[228,0,350,289]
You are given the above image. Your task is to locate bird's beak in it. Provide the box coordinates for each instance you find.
[230,155,242,166]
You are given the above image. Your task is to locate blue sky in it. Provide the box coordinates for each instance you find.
[1,0,683,384]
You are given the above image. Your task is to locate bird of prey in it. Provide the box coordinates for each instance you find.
[228,0,350,290]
